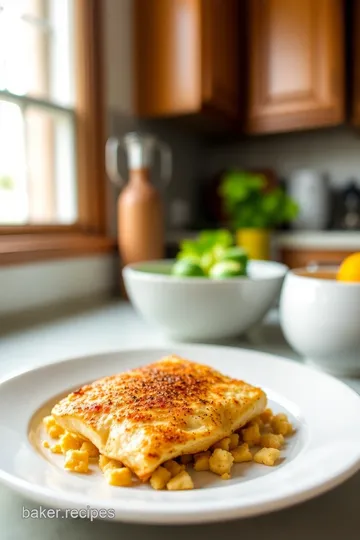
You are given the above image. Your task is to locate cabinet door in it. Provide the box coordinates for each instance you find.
[134,0,202,116]
[247,0,344,134]
[134,0,240,119]
[201,0,240,116]
[352,0,360,125]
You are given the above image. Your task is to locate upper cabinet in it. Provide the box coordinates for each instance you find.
[246,0,345,134]
[352,0,360,125]
[134,0,240,120]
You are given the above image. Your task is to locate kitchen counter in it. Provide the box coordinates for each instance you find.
[275,231,360,250]
[0,300,359,540]
[166,229,360,252]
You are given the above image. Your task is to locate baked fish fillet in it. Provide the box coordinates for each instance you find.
[52,355,267,480]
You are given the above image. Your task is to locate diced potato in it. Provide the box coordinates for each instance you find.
[250,416,263,427]
[81,441,99,458]
[241,423,261,446]
[150,466,172,490]
[60,432,82,453]
[229,433,239,450]
[260,433,284,450]
[167,470,194,491]
[99,455,111,471]
[180,454,193,465]
[43,415,64,439]
[221,473,231,480]
[254,448,281,466]
[276,413,288,422]
[260,408,273,424]
[163,459,185,477]
[48,424,65,439]
[212,437,231,451]
[231,443,253,463]
[50,443,62,454]
[209,449,234,476]
[64,449,89,473]
[193,451,210,472]
[271,415,292,436]
[43,415,56,431]
[104,467,133,487]
[99,455,122,471]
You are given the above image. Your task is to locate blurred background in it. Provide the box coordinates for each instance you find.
[1,0,360,314]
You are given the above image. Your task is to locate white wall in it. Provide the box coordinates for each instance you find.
[0,256,116,316]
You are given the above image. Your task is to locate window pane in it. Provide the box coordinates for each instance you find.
[26,107,77,224]
[0,12,50,98]
[0,0,48,20]
[0,0,74,106]
[0,100,28,224]
[0,101,77,225]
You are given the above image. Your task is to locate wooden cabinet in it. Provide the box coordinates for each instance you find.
[352,0,360,125]
[247,0,345,134]
[134,0,240,119]
[280,248,353,269]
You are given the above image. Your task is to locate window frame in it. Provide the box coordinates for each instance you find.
[0,0,115,265]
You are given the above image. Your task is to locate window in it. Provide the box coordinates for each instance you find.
[0,0,76,225]
[0,0,113,264]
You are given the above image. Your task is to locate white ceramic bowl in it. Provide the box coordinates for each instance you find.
[280,268,360,377]
[123,259,287,341]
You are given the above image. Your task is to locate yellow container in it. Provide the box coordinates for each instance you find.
[236,228,271,260]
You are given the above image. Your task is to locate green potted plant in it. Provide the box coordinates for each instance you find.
[219,171,298,260]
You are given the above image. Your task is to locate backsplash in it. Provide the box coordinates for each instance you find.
[202,127,360,188]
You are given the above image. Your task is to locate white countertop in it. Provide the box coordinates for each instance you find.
[275,231,360,250]
[0,300,359,539]
[166,229,360,251]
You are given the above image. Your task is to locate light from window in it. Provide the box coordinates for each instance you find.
[0,0,76,225]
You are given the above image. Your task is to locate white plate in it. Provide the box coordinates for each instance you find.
[0,345,359,525]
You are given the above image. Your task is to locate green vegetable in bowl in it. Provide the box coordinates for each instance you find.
[171,259,206,277]
[209,260,245,279]
[172,229,249,278]
[219,246,248,268]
